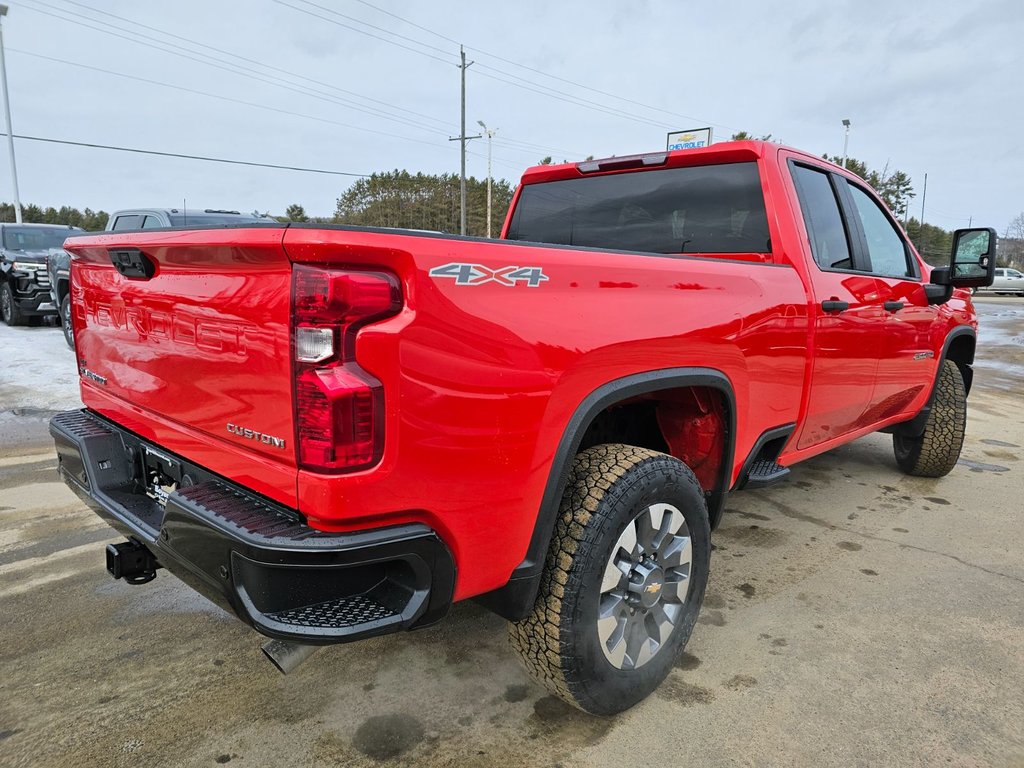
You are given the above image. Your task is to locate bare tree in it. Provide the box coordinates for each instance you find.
[1001,212,1024,269]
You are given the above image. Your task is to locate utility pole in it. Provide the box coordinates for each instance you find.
[919,172,929,257]
[920,172,927,224]
[477,120,497,238]
[449,46,480,236]
[840,118,851,170]
[0,5,22,224]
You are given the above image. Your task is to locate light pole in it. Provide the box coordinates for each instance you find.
[477,120,497,238]
[840,118,851,171]
[0,4,22,223]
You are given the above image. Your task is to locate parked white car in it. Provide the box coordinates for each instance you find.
[975,267,1024,296]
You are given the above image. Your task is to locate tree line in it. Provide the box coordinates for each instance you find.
[331,170,514,237]
[0,202,109,230]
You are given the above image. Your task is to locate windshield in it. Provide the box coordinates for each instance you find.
[506,161,770,254]
[167,213,265,226]
[2,226,79,251]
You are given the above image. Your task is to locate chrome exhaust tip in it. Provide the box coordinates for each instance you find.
[261,639,318,675]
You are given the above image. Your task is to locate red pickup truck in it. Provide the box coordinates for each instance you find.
[51,141,995,715]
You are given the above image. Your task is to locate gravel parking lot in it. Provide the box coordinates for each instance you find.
[1,298,1022,768]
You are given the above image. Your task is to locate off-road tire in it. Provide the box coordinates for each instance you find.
[893,360,966,477]
[60,294,75,349]
[1,283,25,326]
[508,443,710,716]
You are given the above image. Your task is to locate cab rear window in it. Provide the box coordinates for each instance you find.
[506,162,770,254]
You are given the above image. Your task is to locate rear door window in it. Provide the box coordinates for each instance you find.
[790,164,854,271]
[506,162,770,254]
[142,216,164,229]
[111,214,143,231]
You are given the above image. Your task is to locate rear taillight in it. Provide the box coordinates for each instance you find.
[292,265,401,473]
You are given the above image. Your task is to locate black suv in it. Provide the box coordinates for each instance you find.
[1,223,82,327]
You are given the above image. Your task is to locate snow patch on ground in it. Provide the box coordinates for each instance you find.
[0,324,82,413]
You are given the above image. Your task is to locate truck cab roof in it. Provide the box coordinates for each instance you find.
[518,140,828,185]
[106,208,270,231]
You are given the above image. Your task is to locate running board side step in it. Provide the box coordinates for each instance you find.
[735,424,796,490]
[743,459,790,489]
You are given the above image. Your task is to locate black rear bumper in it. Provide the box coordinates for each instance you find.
[50,409,455,645]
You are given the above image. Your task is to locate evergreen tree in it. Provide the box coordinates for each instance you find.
[285,203,308,222]
[334,170,514,237]
[1,202,110,230]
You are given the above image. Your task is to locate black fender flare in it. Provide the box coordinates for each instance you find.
[940,325,976,394]
[884,326,976,438]
[476,367,736,621]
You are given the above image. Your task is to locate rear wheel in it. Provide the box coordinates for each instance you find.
[508,443,710,715]
[1,283,25,326]
[60,294,74,349]
[893,360,966,477]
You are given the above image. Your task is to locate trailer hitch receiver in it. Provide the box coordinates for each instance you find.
[106,538,160,585]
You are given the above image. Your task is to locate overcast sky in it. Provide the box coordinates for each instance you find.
[4,0,1022,230]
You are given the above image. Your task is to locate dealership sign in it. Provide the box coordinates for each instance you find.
[666,127,713,151]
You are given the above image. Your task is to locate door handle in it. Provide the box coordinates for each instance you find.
[884,301,905,313]
[821,300,849,313]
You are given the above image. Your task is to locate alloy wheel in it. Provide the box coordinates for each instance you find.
[597,503,692,670]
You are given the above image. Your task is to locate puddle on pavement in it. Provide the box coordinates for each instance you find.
[956,458,1010,473]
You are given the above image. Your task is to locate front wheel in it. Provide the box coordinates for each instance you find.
[1,282,25,326]
[508,444,710,715]
[893,360,966,477]
[60,294,75,349]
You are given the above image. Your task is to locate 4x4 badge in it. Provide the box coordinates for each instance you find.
[429,262,549,287]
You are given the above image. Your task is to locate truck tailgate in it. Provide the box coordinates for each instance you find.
[65,227,298,505]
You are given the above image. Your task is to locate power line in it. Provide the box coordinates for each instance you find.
[18,4,574,174]
[471,58,727,132]
[352,0,461,47]
[350,0,737,132]
[16,48,551,174]
[19,1,447,135]
[273,0,454,66]
[22,53,550,185]
[493,136,582,158]
[10,48,450,150]
[471,68,673,130]
[50,0,456,133]
[1,132,368,177]
[25,1,599,162]
[279,0,679,130]
[285,0,454,58]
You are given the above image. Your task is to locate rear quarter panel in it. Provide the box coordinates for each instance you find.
[284,227,810,599]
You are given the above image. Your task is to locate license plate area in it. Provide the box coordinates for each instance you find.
[142,446,183,506]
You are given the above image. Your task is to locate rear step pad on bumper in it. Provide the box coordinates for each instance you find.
[50,409,455,644]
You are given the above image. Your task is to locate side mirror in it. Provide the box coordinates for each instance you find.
[947,228,997,287]
[925,227,997,305]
